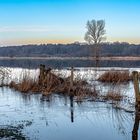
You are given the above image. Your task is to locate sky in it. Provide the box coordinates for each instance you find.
[0,0,140,46]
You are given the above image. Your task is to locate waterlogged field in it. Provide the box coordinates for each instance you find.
[0,67,139,140]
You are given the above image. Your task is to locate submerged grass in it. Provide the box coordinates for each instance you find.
[103,91,123,101]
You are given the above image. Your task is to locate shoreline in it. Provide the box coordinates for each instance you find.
[0,56,140,61]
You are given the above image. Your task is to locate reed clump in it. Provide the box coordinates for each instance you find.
[8,65,125,103]
[41,71,96,98]
[10,79,40,93]
[103,91,123,101]
[0,67,11,86]
[98,71,131,83]
[74,86,97,102]
[9,66,97,99]
[9,72,40,93]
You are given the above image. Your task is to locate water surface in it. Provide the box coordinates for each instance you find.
[0,67,139,140]
[0,59,140,68]
[0,87,136,140]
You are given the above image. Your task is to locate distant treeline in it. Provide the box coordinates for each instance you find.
[0,42,140,57]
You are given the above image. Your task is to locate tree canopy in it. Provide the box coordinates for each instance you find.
[85,19,106,44]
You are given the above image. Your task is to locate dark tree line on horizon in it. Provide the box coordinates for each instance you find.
[1,19,139,58]
[0,42,140,57]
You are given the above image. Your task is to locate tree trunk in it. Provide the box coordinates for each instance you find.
[95,44,100,67]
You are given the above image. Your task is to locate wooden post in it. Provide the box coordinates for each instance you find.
[132,111,140,140]
[132,71,140,107]
[38,64,45,85]
[70,67,74,89]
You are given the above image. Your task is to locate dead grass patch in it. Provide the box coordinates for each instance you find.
[9,72,40,93]
[98,71,131,83]
[103,91,123,101]
[8,66,126,104]
[9,67,97,100]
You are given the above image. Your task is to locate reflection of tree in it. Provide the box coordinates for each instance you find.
[132,110,140,140]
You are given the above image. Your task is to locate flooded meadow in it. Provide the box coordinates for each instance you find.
[0,65,139,140]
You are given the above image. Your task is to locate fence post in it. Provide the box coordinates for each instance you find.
[132,71,140,107]
[70,67,74,89]
[39,64,45,85]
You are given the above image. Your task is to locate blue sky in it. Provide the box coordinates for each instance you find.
[0,0,140,46]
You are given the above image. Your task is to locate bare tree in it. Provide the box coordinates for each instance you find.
[85,19,106,66]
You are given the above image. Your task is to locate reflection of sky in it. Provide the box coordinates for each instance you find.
[0,87,133,140]
[0,0,140,46]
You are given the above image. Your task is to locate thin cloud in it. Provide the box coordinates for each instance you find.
[0,26,49,32]
[0,26,82,33]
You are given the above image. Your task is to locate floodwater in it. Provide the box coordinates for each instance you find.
[0,67,140,140]
[0,59,140,68]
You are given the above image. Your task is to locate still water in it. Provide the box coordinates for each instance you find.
[0,67,139,140]
[0,59,140,68]
[0,87,136,140]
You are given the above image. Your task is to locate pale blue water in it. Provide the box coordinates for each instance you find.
[0,87,137,140]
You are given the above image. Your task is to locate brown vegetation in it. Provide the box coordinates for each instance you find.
[40,69,95,98]
[9,72,40,93]
[9,79,40,93]
[8,65,127,103]
[9,65,96,100]
[103,91,123,101]
[98,71,131,83]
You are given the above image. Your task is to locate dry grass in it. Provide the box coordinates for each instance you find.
[10,79,40,93]
[9,69,97,100]
[9,72,40,93]
[98,71,131,83]
[0,67,11,86]
[8,67,126,103]
[103,91,123,101]
[74,86,98,102]
[42,74,95,97]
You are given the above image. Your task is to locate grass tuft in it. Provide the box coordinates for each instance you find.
[98,71,131,83]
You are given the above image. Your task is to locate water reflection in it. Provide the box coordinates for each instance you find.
[70,95,74,123]
[132,109,140,140]
[0,87,137,140]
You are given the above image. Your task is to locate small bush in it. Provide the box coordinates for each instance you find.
[98,71,131,83]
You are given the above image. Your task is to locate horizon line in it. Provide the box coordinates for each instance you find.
[0,41,140,47]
